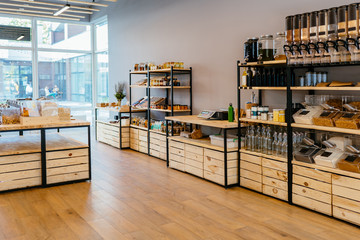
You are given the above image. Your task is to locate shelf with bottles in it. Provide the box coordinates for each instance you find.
[239,86,287,90]
[239,65,288,88]
[291,86,360,91]
[240,149,286,162]
[242,124,288,160]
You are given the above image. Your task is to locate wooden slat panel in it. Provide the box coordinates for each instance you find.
[0,161,41,174]
[240,152,261,165]
[150,143,160,151]
[139,136,148,142]
[185,151,203,162]
[204,149,237,160]
[0,177,41,191]
[159,152,166,160]
[293,184,331,204]
[130,143,139,151]
[150,149,160,158]
[333,206,360,226]
[240,160,261,174]
[293,194,332,215]
[185,158,203,169]
[333,184,360,202]
[240,177,262,192]
[204,155,238,169]
[0,169,41,181]
[47,156,89,168]
[332,174,360,191]
[138,130,148,137]
[150,138,160,145]
[293,174,331,193]
[204,171,237,186]
[0,153,40,165]
[293,165,331,183]
[185,144,203,156]
[159,146,166,154]
[169,160,184,171]
[139,146,148,153]
[262,158,287,172]
[169,154,184,163]
[262,176,287,191]
[185,164,203,178]
[333,195,360,214]
[262,167,288,181]
[47,148,88,160]
[47,164,89,176]
[262,185,288,201]
[170,147,184,157]
[47,171,89,184]
[205,159,237,176]
[240,169,261,182]
[169,140,185,150]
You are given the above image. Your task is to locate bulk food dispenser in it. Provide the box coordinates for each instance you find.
[284,15,294,61]
[348,3,360,62]
[327,7,339,63]
[337,5,351,63]
[308,11,318,64]
[300,13,310,64]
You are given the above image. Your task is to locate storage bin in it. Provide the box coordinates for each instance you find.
[210,134,238,148]
[293,106,323,125]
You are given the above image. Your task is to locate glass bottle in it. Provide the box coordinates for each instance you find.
[241,69,248,87]
[261,125,267,154]
[327,7,338,42]
[255,125,262,152]
[309,11,318,44]
[272,131,278,155]
[274,32,286,60]
[266,126,272,155]
[276,132,283,156]
[337,5,348,41]
[250,125,255,152]
[246,67,253,87]
[253,68,261,87]
[245,126,250,150]
[282,133,288,157]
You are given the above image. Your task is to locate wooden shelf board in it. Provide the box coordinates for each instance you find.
[95,107,145,113]
[168,136,238,152]
[149,86,191,89]
[239,60,287,67]
[292,123,360,135]
[240,118,287,126]
[130,125,148,131]
[165,115,239,129]
[0,133,88,156]
[240,149,287,162]
[130,68,191,74]
[149,129,166,135]
[239,87,287,90]
[96,120,130,128]
[0,119,90,131]
[129,85,147,88]
[150,109,191,113]
[291,86,360,91]
[292,160,360,180]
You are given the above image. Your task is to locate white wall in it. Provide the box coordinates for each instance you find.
[93,0,356,113]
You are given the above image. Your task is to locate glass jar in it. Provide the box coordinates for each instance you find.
[348,3,358,39]
[309,11,318,44]
[337,5,348,41]
[318,9,327,43]
[327,7,338,42]
[293,14,301,44]
[301,13,309,44]
[285,16,293,45]
[274,32,286,60]
[258,35,274,61]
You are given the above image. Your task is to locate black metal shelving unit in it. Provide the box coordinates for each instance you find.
[129,66,192,158]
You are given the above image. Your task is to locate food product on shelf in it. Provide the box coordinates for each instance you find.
[329,81,354,87]
[258,35,274,61]
[39,101,58,117]
[58,107,71,121]
[335,112,360,129]
[190,129,202,139]
[134,78,148,86]
[338,155,360,173]
[20,100,40,117]
[274,32,286,60]
[314,149,346,168]
[293,106,323,124]
[313,111,341,127]
[1,107,20,125]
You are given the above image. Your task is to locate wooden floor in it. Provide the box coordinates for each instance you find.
[1,139,360,240]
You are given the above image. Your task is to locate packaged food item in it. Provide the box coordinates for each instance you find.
[313,111,341,127]
[279,109,285,122]
[338,155,360,173]
[335,112,360,129]
[38,101,58,117]
[20,100,40,117]
[1,107,20,124]
[294,146,320,163]
[314,149,346,168]
[329,81,354,87]
[322,98,342,111]
[58,107,71,121]
[293,106,323,124]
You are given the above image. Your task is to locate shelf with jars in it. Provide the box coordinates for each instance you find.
[129,64,192,160]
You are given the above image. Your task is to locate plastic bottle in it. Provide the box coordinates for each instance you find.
[228,103,234,122]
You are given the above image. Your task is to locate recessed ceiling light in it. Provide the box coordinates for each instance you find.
[54,4,70,16]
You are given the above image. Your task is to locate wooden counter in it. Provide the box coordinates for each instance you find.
[0,119,90,131]
[165,115,238,129]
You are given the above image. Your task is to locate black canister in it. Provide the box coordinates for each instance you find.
[244,38,251,62]
[251,37,259,62]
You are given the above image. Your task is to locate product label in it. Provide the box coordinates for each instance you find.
[320,111,331,117]
[321,151,332,157]
[300,110,310,115]
[345,155,357,162]
[300,148,309,154]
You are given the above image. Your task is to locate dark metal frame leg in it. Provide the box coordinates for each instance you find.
[224,129,228,188]
[88,125,92,180]
[166,120,169,167]
[41,129,47,187]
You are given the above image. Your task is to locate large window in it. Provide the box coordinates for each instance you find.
[95,20,109,103]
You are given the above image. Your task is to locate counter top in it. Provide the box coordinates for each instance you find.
[0,119,90,131]
[165,115,238,129]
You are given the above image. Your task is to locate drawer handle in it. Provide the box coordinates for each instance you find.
[304,182,309,187]
[69,153,73,157]
[272,188,278,194]
[272,181,276,185]
[302,189,306,193]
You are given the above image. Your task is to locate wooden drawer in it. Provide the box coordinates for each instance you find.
[130,138,138,145]
[159,146,166,154]
[333,195,360,214]
[293,194,332,216]
[139,135,148,142]
[150,138,160,145]
[169,153,184,164]
[240,177,262,192]
[204,154,238,169]
[159,152,166,160]
[0,161,41,174]
[47,163,89,176]
[185,164,203,178]
[262,158,287,172]
[185,158,203,169]
[293,184,331,204]
[150,149,160,158]
[333,184,360,202]
[47,148,88,160]
[169,160,184,172]
[333,206,360,226]
[204,171,237,186]
[0,169,41,182]
[0,177,41,191]
[157,134,167,142]
[130,143,139,151]
[150,143,160,151]
[205,159,237,176]
[122,142,130,148]
[185,144,203,156]
[262,185,288,201]
[293,174,331,193]
[139,130,148,137]
[139,141,147,148]
[262,176,287,191]
[139,146,148,153]
[332,174,360,191]
[240,169,261,182]
[97,123,119,133]
[240,152,261,165]
[169,140,185,150]
[47,156,88,168]
[170,147,184,157]
[204,149,237,160]
[47,171,89,185]
[185,151,203,162]
[0,153,40,165]
[130,129,139,139]
[240,160,261,174]
[293,165,331,183]
[262,167,287,182]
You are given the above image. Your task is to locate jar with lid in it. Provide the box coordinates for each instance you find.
[293,14,301,45]
[244,38,251,62]
[258,35,274,61]
[337,5,348,41]
[274,32,286,60]
[327,7,338,42]
[309,11,318,44]
[318,9,328,43]
[285,16,294,45]
[300,13,309,44]
[348,3,358,40]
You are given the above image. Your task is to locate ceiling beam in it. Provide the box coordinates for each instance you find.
[0,2,93,14]
[0,6,86,18]
[57,0,108,7]
[0,9,80,21]
[11,0,100,12]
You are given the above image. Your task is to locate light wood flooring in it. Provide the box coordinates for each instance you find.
[1,139,360,240]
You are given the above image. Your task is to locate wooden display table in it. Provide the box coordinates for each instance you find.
[165,115,239,188]
[0,120,91,192]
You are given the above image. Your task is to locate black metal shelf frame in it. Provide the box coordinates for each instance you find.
[129,66,192,158]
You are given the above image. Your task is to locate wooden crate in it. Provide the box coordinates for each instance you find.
[262,184,288,201]
[185,164,203,178]
[293,193,332,216]
[240,177,262,192]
